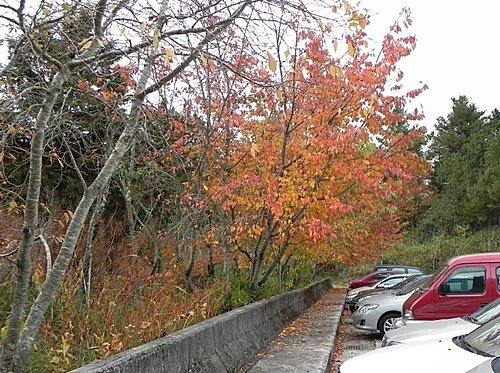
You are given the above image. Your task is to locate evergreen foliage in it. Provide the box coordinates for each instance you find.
[416,96,500,238]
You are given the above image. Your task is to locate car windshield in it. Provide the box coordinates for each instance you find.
[419,266,448,291]
[465,298,500,325]
[396,275,431,295]
[389,275,419,289]
[457,315,500,357]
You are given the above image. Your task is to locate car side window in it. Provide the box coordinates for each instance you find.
[442,266,486,294]
[407,268,422,275]
[496,267,500,291]
[374,273,388,280]
[378,277,403,287]
[391,268,405,273]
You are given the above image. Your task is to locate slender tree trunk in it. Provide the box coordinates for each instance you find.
[82,185,109,303]
[280,253,293,286]
[136,201,162,275]
[184,245,197,292]
[12,39,157,370]
[125,190,140,300]
[1,68,69,372]
[145,222,162,275]
[258,233,290,287]
[250,220,274,286]
[221,226,231,286]
[207,246,215,280]
[38,234,52,280]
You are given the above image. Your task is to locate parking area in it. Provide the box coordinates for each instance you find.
[330,309,382,372]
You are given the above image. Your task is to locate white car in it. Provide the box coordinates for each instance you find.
[383,298,500,347]
[340,314,500,373]
[345,274,410,305]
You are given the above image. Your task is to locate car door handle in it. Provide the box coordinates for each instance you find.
[480,303,488,308]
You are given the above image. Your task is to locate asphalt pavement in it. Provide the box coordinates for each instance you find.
[330,311,382,372]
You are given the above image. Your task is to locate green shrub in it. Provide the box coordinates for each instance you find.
[330,227,500,281]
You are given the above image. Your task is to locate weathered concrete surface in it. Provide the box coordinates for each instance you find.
[71,280,331,373]
[241,289,345,373]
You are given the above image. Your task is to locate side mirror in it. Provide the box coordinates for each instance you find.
[438,283,449,296]
[491,356,500,373]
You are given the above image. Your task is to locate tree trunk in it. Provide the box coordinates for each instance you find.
[207,247,215,280]
[221,227,231,287]
[136,201,162,275]
[184,245,197,292]
[258,232,290,287]
[82,185,109,303]
[250,225,273,287]
[1,68,69,372]
[12,34,158,370]
[125,189,140,300]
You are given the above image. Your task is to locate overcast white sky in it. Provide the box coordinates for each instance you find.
[358,0,500,132]
[1,0,498,133]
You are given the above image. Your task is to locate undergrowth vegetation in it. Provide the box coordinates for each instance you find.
[332,227,500,284]
[0,213,320,372]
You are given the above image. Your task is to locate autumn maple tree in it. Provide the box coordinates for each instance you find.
[177,7,430,287]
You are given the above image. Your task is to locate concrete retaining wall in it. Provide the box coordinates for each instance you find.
[71,279,331,373]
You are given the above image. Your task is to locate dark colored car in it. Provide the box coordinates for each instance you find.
[373,264,424,275]
[348,271,399,290]
[347,274,430,312]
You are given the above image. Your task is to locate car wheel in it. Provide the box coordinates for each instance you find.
[378,312,400,337]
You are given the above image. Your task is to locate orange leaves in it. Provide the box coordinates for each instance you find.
[347,40,356,57]
[250,143,260,158]
[267,52,277,73]
[167,5,429,272]
[328,65,342,78]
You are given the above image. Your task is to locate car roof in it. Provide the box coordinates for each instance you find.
[369,270,399,275]
[382,273,412,280]
[374,264,420,269]
[362,270,397,279]
[448,252,500,266]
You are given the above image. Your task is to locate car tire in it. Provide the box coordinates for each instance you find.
[378,312,400,337]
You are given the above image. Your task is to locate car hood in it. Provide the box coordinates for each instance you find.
[340,338,489,373]
[357,291,412,307]
[347,285,372,295]
[385,317,476,344]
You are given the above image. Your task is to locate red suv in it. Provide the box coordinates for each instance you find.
[402,252,500,321]
[348,271,399,290]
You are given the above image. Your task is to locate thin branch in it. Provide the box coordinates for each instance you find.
[37,233,52,280]
[138,1,253,99]
[93,0,107,39]
[0,248,18,258]
[62,137,88,190]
